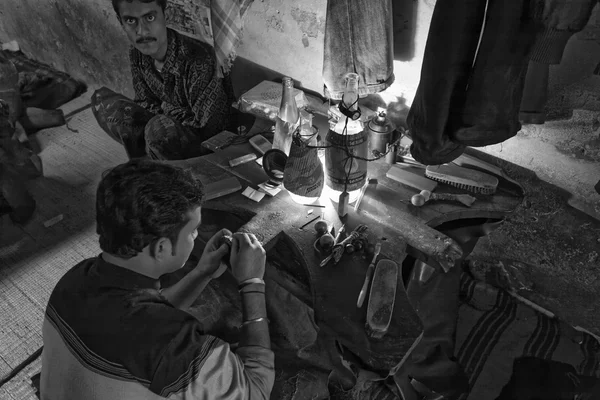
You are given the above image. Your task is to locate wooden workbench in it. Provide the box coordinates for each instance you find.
[170,133,524,375]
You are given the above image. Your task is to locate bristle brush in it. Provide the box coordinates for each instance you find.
[425,164,498,194]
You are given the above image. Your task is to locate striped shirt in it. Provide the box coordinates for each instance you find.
[40,256,274,399]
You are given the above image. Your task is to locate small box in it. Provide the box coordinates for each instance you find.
[237,80,307,121]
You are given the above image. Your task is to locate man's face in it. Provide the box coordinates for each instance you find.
[163,206,201,273]
[118,0,168,59]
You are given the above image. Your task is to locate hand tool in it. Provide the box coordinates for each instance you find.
[357,242,381,307]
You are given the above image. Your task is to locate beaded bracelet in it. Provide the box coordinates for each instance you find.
[239,317,269,328]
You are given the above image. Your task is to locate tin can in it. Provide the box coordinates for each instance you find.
[366,110,395,156]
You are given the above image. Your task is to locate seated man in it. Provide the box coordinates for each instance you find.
[92,0,235,160]
[40,159,274,399]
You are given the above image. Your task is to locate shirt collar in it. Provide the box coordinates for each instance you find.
[93,254,162,292]
[161,28,180,76]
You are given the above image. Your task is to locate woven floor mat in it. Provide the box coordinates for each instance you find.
[0,95,126,381]
[0,357,41,400]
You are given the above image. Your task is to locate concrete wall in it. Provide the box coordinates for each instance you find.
[1,0,599,216]
[2,0,599,105]
[0,0,132,95]
[0,0,329,98]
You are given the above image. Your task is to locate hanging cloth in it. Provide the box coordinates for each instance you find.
[210,0,254,78]
[322,0,395,100]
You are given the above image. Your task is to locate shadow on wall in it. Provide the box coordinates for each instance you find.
[33,0,131,93]
[360,94,410,130]
[393,0,419,62]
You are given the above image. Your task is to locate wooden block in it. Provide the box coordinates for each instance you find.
[454,153,503,177]
[386,164,438,192]
[203,177,242,201]
[168,157,242,200]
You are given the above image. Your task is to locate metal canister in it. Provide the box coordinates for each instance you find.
[366,110,395,157]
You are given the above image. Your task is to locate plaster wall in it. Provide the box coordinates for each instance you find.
[0,0,599,216]
[1,0,599,105]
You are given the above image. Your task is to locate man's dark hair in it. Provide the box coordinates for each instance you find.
[96,159,204,259]
[111,0,167,19]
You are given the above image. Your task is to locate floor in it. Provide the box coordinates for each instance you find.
[0,88,128,399]
[0,89,599,398]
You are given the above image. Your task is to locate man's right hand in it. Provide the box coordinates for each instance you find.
[230,232,266,283]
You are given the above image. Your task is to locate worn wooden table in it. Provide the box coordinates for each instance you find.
[170,134,523,381]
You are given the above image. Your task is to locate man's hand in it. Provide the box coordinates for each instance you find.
[230,232,266,283]
[196,228,232,279]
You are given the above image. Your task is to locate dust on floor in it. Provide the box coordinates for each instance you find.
[470,157,600,335]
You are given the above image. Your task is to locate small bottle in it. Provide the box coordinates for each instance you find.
[272,77,300,156]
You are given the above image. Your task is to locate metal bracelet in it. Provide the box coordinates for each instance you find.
[240,317,269,328]
[238,278,265,291]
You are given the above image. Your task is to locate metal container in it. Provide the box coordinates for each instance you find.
[366,110,395,156]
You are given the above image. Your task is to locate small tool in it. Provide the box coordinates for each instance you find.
[357,242,381,307]
[354,178,377,212]
[334,224,346,242]
[299,214,320,230]
[319,224,346,267]
[229,153,258,167]
[411,190,476,207]
[338,190,349,217]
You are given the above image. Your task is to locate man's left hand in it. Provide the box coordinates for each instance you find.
[196,228,232,279]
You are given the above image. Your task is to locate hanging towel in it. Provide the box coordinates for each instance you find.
[210,0,254,78]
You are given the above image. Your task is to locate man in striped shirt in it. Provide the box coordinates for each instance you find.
[92,0,234,160]
[40,159,274,399]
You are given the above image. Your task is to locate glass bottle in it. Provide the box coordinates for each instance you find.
[272,77,300,156]
[324,73,368,204]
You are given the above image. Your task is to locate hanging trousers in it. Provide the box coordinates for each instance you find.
[407,0,537,165]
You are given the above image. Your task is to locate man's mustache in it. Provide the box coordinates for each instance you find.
[136,37,156,44]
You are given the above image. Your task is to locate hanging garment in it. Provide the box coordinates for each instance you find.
[406,0,488,165]
[409,0,600,165]
[210,0,255,78]
[450,0,538,148]
[322,0,395,100]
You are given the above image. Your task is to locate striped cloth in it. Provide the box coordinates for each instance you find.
[210,0,254,78]
[455,271,600,399]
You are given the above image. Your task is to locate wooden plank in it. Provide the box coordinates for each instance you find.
[386,164,438,192]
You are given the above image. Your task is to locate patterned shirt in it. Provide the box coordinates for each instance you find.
[130,28,233,140]
[40,256,274,400]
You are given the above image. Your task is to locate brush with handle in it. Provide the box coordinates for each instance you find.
[357,242,381,308]
[411,190,476,207]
